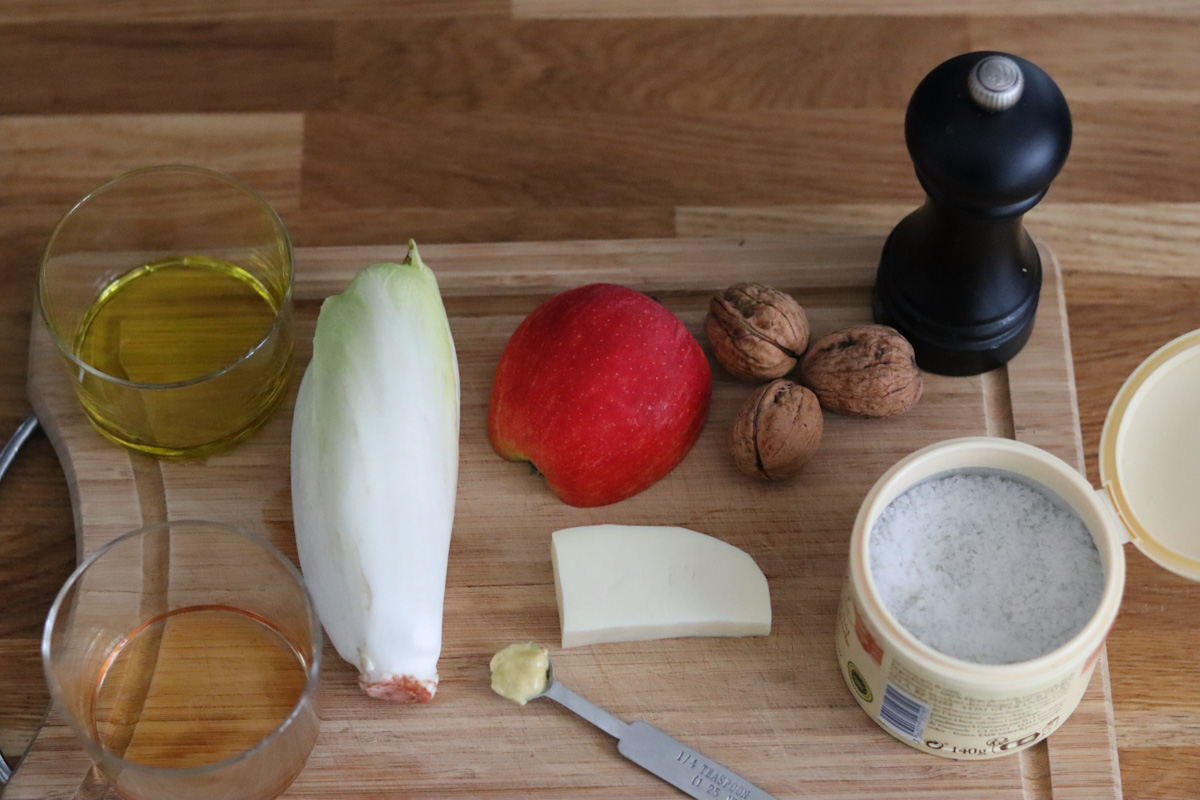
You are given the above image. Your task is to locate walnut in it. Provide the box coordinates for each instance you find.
[730,379,823,481]
[800,325,922,417]
[705,283,809,381]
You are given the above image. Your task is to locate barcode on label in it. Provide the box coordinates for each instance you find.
[879,683,930,742]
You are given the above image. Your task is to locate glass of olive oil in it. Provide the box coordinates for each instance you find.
[43,521,322,800]
[38,165,294,458]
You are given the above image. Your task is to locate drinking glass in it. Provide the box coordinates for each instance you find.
[37,165,294,458]
[43,521,321,800]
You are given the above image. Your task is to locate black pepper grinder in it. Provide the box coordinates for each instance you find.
[873,52,1072,376]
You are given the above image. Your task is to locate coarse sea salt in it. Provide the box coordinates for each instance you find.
[869,470,1104,665]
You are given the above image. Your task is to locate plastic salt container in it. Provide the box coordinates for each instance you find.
[836,329,1200,759]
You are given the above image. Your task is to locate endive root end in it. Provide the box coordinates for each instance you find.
[360,672,438,704]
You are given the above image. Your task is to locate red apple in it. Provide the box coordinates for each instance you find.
[488,284,711,508]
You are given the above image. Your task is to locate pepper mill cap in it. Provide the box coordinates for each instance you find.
[905,51,1071,216]
[969,55,1025,112]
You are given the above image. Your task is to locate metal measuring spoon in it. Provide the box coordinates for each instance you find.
[527,655,778,800]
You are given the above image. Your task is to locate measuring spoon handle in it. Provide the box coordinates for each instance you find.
[543,680,630,739]
[543,679,777,800]
[617,721,779,800]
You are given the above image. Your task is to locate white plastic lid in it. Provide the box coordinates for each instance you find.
[1100,329,1200,581]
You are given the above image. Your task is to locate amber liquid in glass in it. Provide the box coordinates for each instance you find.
[70,255,290,457]
[90,605,308,769]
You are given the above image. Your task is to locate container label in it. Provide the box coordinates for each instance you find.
[853,602,884,666]
[878,683,930,742]
[888,660,1071,739]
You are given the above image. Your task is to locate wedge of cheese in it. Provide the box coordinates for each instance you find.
[551,524,772,648]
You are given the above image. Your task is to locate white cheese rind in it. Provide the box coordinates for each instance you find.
[551,524,772,648]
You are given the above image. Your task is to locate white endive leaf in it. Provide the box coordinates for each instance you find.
[292,241,459,702]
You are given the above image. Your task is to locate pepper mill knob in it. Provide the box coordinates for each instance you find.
[873,51,1072,376]
[969,55,1024,112]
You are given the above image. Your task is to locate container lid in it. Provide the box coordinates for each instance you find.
[1100,329,1200,581]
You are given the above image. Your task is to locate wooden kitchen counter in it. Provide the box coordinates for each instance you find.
[1,4,1198,798]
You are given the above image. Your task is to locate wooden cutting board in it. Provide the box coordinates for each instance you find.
[11,235,1120,799]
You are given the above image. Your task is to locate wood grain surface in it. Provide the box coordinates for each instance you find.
[0,5,1196,799]
[11,237,1118,799]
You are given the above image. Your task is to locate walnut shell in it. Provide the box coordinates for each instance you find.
[800,325,922,417]
[705,283,809,381]
[730,379,823,481]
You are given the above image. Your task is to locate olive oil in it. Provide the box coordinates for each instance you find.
[70,255,292,457]
[76,255,277,384]
[91,605,309,769]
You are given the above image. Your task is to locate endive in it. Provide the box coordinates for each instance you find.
[291,242,459,703]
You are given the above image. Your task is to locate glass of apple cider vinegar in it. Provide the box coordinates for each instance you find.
[43,521,322,800]
[37,165,294,458]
